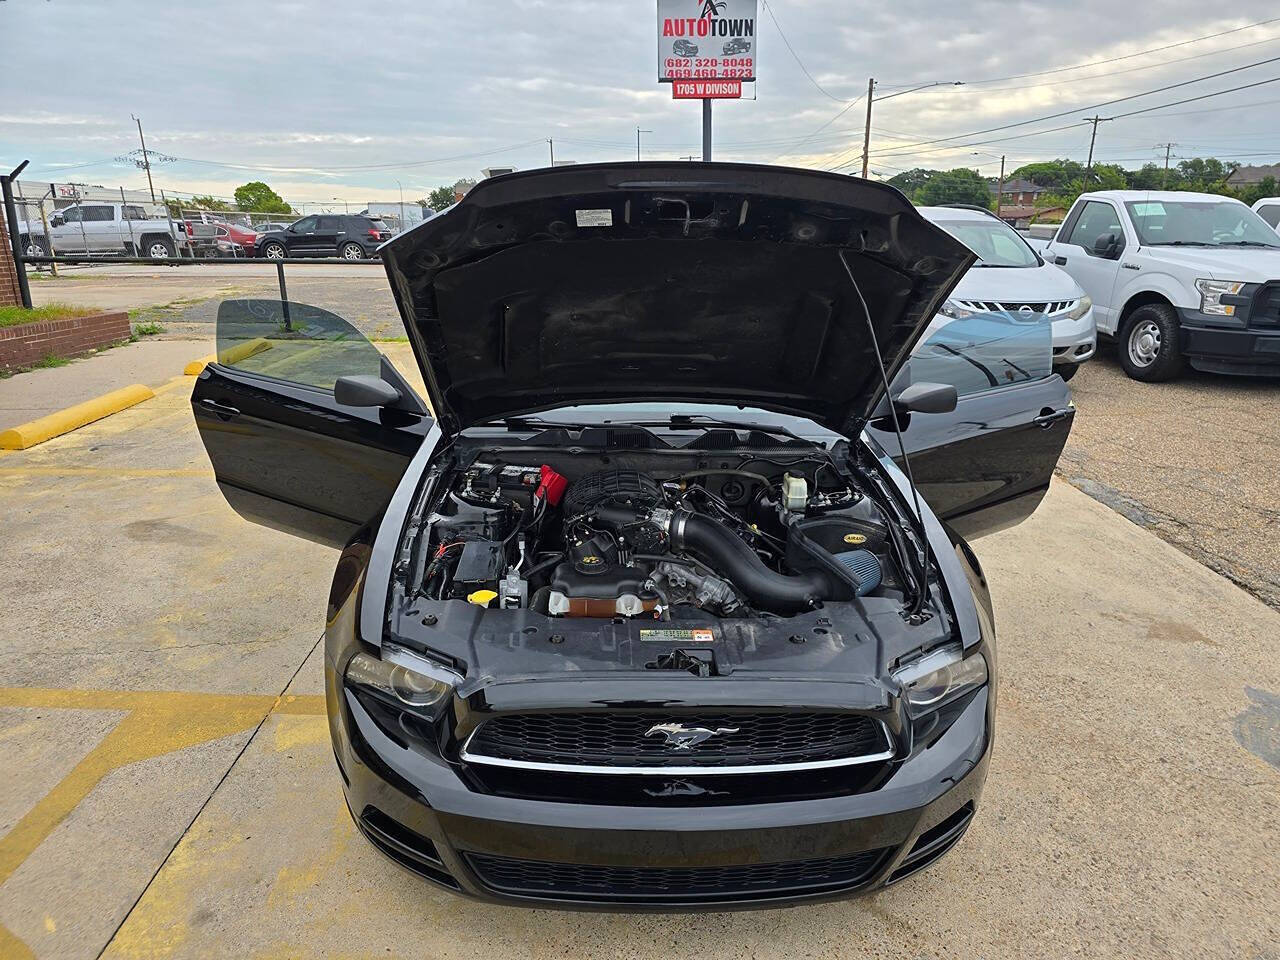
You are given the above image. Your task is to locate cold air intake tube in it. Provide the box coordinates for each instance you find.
[591,504,857,613]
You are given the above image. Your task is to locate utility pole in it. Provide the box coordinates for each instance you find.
[132,114,156,202]
[860,77,876,178]
[636,127,652,161]
[1158,142,1176,187]
[995,155,1006,219]
[1083,115,1111,190]
[548,139,555,166]
[702,100,712,161]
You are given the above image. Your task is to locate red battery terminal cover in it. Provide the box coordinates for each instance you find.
[536,465,568,506]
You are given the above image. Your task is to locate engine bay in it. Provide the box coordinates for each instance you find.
[412,442,913,621]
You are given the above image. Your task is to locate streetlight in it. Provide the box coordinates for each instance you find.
[332,196,349,214]
[972,151,1006,218]
[636,127,653,161]
[860,80,965,178]
[395,179,405,233]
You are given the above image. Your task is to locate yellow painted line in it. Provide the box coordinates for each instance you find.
[0,384,155,451]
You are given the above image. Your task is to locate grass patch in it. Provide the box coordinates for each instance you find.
[30,353,71,370]
[0,302,104,328]
[133,321,166,336]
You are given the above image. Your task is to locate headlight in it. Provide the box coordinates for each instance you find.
[1066,295,1092,320]
[938,299,977,320]
[1195,278,1246,316]
[345,645,457,714]
[893,644,988,717]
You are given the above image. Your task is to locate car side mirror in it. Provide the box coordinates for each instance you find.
[895,381,958,414]
[334,374,401,408]
[50,215,64,226]
[1093,233,1120,257]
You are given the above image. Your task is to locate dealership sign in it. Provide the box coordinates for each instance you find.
[671,79,743,98]
[658,0,756,92]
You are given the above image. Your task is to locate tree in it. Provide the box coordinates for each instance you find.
[233,181,291,213]
[426,186,456,211]
[172,195,230,213]
[886,168,938,199]
[1009,160,1084,191]
[914,168,993,208]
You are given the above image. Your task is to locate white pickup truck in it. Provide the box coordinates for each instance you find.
[18,202,186,260]
[1026,190,1280,380]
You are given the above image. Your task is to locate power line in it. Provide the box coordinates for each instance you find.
[953,16,1280,86]
[760,0,858,103]
[1106,74,1280,119]
[840,53,1280,163]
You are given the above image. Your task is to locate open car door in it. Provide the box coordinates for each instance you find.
[191,299,432,548]
[867,311,1074,540]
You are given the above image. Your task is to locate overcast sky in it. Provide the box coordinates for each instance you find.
[2,0,1279,208]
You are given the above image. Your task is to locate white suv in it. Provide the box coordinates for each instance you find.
[1035,191,1280,381]
[917,205,1096,380]
[1253,197,1280,235]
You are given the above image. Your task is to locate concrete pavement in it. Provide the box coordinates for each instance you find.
[0,357,1275,959]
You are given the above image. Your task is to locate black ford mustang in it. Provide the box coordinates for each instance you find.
[191,163,1073,909]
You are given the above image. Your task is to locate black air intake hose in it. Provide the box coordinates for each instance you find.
[671,511,830,613]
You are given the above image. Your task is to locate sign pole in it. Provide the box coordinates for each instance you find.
[702,99,712,161]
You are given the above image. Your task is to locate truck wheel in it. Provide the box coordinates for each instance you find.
[261,241,286,260]
[340,242,365,260]
[1118,303,1184,382]
[144,236,176,259]
[21,236,47,258]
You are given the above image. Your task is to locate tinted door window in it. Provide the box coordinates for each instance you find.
[909,312,1052,399]
[123,205,149,220]
[1066,201,1124,254]
[291,216,318,233]
[82,206,115,222]
[1258,204,1280,228]
[215,299,384,391]
[59,207,83,223]
[315,216,340,231]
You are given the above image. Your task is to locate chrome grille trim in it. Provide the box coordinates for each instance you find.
[459,719,896,776]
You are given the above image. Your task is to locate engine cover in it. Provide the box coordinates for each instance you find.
[562,469,663,519]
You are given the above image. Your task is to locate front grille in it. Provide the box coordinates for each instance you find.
[464,712,891,772]
[465,848,888,903]
[954,299,1075,316]
[1251,282,1280,326]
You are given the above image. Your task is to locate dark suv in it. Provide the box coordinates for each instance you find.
[255,214,391,260]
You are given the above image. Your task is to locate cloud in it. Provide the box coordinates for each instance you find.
[1,0,1277,198]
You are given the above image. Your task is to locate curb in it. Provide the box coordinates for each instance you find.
[0,384,156,450]
[182,338,271,376]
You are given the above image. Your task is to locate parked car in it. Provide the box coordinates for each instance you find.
[256,221,292,234]
[191,164,1073,907]
[1252,197,1280,233]
[17,202,184,259]
[254,214,389,260]
[918,205,1095,380]
[672,38,699,57]
[1036,191,1280,380]
[722,38,751,55]
[219,221,257,256]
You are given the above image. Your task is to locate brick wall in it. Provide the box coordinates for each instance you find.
[0,212,21,308]
[0,311,131,371]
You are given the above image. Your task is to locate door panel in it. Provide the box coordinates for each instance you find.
[286,216,319,256]
[870,312,1074,539]
[1047,200,1124,332]
[191,299,431,547]
[313,216,342,255]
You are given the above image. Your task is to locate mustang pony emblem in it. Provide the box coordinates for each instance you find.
[645,722,740,750]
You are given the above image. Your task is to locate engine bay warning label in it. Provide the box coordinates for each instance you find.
[574,208,613,227]
[639,628,715,643]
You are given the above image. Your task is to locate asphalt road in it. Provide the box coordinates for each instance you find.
[0,335,1275,958]
[1061,344,1280,609]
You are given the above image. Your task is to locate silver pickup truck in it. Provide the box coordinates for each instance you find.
[18,202,186,259]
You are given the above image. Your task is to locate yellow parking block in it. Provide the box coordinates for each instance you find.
[0,384,155,451]
[182,337,272,376]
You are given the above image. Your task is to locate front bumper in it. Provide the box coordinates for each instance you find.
[1051,308,1096,367]
[331,683,992,910]
[1176,309,1280,375]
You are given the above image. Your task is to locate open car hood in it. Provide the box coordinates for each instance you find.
[380,162,975,436]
